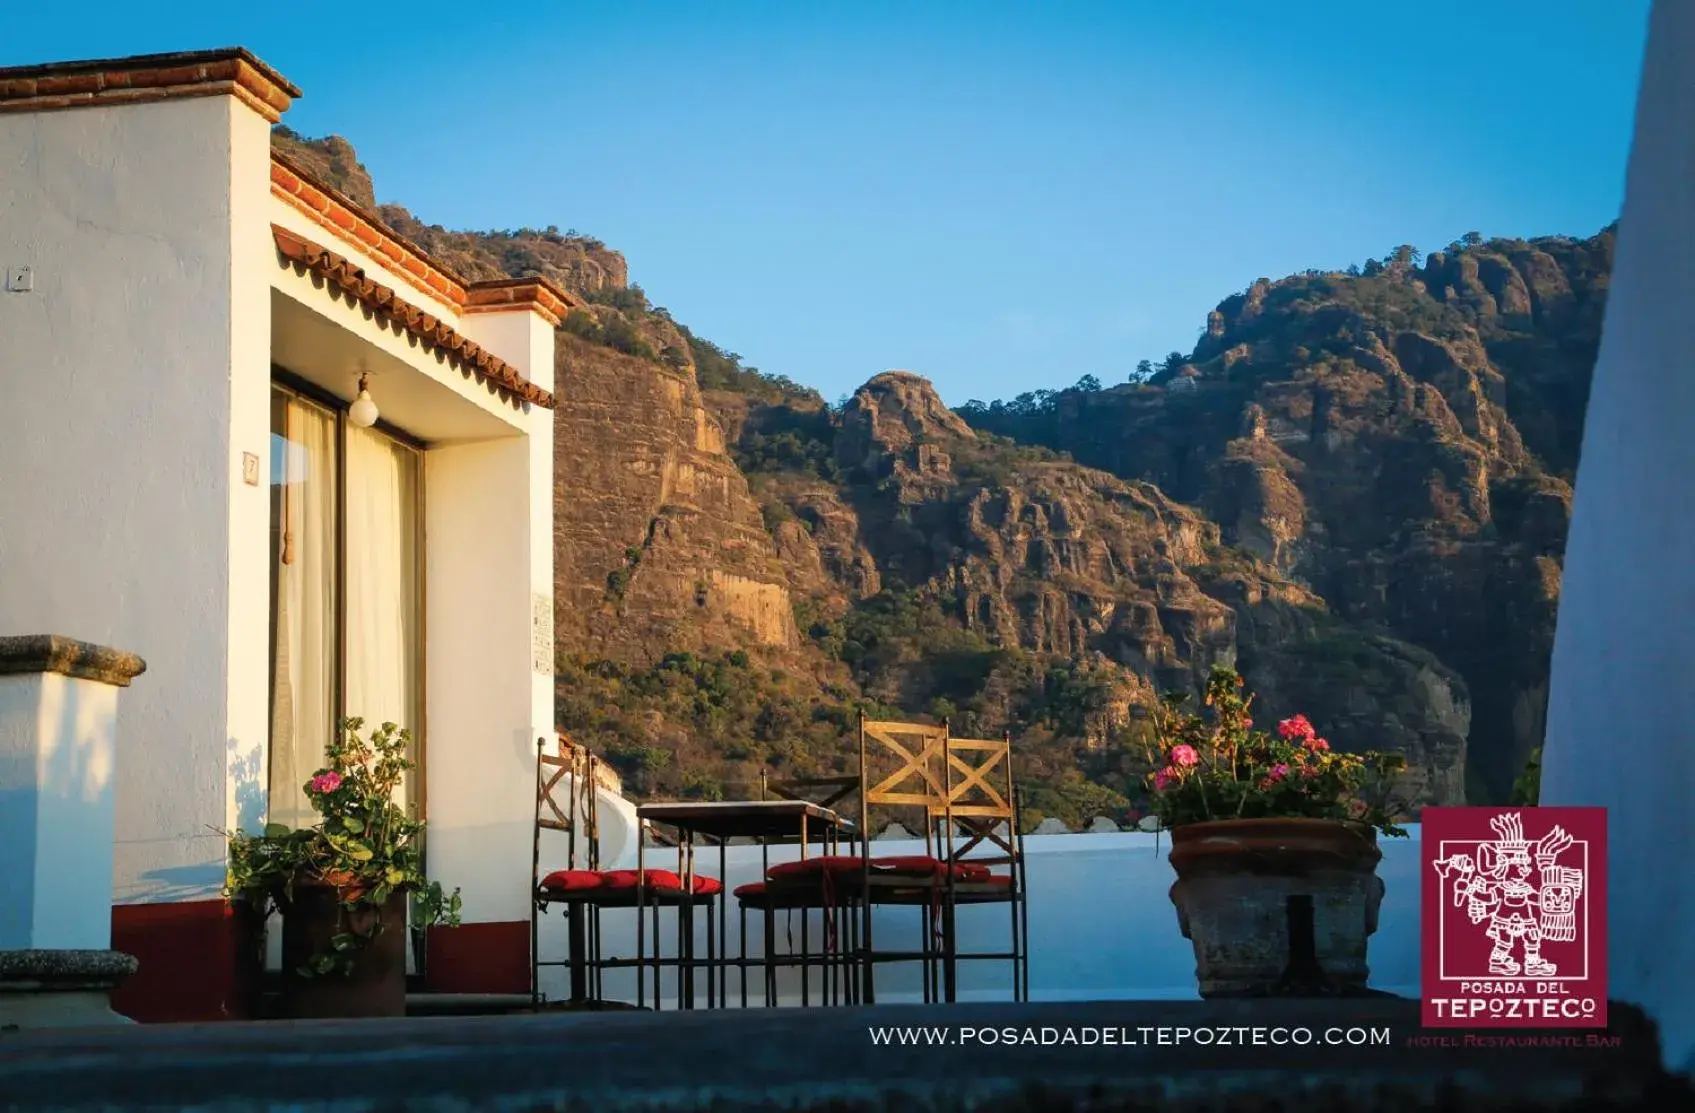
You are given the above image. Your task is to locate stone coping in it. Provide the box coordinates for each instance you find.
[0,950,138,989]
[0,636,146,687]
[0,998,1680,1111]
[0,47,298,124]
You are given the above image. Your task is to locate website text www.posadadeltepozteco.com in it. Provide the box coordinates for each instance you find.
[866,1024,1393,1048]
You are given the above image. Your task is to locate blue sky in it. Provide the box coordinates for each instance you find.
[7,1,1650,406]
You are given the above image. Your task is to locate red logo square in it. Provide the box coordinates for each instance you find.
[1421,807,1607,1027]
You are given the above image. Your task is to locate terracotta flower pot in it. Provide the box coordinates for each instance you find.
[1167,818,1384,997]
[279,886,407,1018]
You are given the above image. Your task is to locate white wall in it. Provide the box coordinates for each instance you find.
[417,304,558,928]
[532,827,1424,1007]
[424,433,554,925]
[0,96,271,906]
[0,674,120,950]
[1540,0,1693,1075]
[227,92,279,840]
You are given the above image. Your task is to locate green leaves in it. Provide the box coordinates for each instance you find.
[221,716,465,982]
[327,834,375,861]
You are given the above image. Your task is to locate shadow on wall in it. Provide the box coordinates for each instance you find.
[230,733,266,834]
[0,675,118,947]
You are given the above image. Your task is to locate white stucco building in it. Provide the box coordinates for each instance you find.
[0,47,572,1018]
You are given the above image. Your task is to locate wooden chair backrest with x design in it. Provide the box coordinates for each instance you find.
[932,733,1020,871]
[851,717,1027,1005]
[855,718,949,856]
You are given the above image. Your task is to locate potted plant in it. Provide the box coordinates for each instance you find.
[1145,668,1407,997]
[225,718,462,1018]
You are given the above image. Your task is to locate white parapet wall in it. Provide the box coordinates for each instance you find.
[532,825,1425,1007]
[1539,0,1694,1076]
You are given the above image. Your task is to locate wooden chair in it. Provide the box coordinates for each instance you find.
[851,717,1028,1004]
[926,731,1030,1003]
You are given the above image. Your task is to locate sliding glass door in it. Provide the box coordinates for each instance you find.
[269,380,424,826]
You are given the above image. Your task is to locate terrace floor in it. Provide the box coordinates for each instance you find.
[0,999,1685,1112]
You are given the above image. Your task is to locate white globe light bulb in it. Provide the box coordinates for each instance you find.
[349,377,379,428]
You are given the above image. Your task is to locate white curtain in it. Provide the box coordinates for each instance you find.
[344,423,423,810]
[269,393,338,830]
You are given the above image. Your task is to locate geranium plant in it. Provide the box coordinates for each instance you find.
[224,718,462,978]
[1144,668,1409,837]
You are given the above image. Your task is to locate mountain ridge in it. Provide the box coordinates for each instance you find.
[272,128,1605,820]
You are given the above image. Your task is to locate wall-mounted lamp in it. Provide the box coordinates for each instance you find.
[349,371,379,428]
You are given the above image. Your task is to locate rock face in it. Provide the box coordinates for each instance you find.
[737,372,1470,807]
[962,231,1611,802]
[552,335,797,657]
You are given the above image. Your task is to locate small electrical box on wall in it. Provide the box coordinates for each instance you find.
[242,453,261,487]
[5,266,33,292]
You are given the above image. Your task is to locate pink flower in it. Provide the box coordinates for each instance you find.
[1347,799,1369,819]
[1237,712,1254,729]
[1152,764,1186,792]
[1305,736,1330,752]
[1170,744,1199,768]
[1301,765,1319,778]
[1268,763,1290,781]
[1278,715,1315,742]
[308,771,343,794]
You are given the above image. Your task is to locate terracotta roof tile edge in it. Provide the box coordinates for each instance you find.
[464,277,581,326]
[272,224,555,412]
[0,48,298,123]
[270,150,472,312]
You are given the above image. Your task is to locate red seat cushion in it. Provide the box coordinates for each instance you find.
[733,881,767,899]
[977,874,1014,887]
[539,869,603,892]
[869,855,946,878]
[766,855,865,882]
[600,869,684,891]
[868,856,994,881]
[692,874,724,896]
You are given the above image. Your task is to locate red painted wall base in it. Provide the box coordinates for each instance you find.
[110,900,262,1022]
[423,921,530,995]
[111,904,530,1020]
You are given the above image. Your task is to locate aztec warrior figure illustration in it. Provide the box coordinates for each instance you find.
[1432,813,1584,977]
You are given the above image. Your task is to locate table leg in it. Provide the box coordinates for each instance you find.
[942,898,958,1004]
[763,903,777,1007]
[568,902,587,1002]
[636,831,647,1008]
[739,901,750,1009]
[682,837,696,1010]
[706,896,717,1009]
[718,841,728,1008]
[652,901,663,1010]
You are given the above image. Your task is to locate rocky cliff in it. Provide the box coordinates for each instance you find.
[962,233,1611,802]
[736,371,1471,809]
[272,129,1605,817]
[552,334,798,658]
